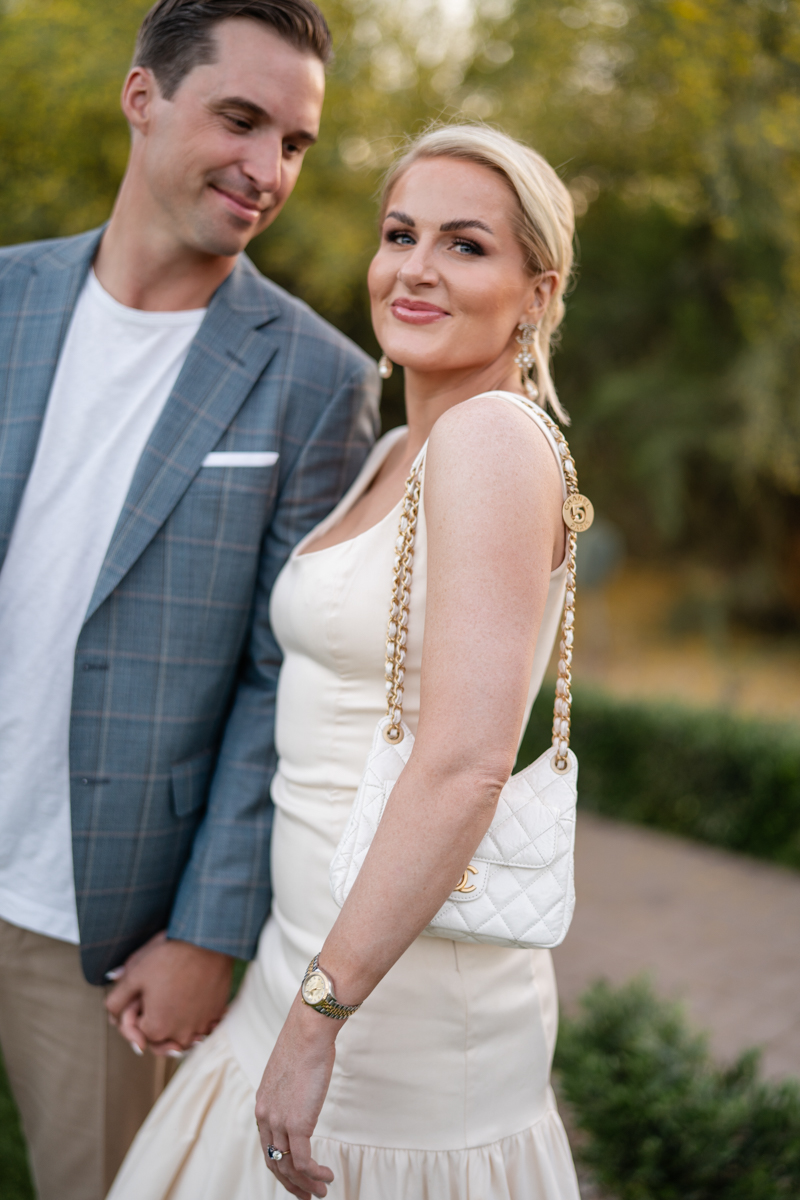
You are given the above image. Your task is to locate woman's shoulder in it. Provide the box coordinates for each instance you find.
[427,392,561,484]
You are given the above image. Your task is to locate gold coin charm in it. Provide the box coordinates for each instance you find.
[562,494,594,533]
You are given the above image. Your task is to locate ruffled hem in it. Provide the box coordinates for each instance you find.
[108,1025,580,1200]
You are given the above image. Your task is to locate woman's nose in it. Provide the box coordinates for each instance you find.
[397,241,438,288]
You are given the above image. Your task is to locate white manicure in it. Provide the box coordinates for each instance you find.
[129,1041,144,1057]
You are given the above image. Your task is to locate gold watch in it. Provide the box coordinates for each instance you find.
[300,955,361,1021]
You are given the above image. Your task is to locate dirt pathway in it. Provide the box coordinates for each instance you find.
[553,813,800,1080]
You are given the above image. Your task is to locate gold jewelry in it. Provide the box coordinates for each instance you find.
[301,955,361,1020]
[514,322,539,401]
[383,466,421,745]
[267,1145,289,1161]
[378,354,394,380]
[382,399,592,773]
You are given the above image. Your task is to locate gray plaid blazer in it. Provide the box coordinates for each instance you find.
[0,228,380,984]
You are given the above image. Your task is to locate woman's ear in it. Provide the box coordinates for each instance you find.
[523,271,558,324]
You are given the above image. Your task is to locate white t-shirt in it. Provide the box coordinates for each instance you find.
[0,271,205,943]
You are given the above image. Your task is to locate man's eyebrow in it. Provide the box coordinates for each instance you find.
[213,96,317,143]
[440,218,495,235]
[384,210,415,226]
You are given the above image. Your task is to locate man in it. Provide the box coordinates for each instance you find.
[0,2,379,1197]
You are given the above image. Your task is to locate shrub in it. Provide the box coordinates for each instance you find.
[555,979,800,1200]
[519,689,800,869]
[0,1052,34,1200]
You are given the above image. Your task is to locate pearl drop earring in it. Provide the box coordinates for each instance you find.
[378,354,393,380]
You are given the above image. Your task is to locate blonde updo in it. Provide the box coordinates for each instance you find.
[380,123,575,424]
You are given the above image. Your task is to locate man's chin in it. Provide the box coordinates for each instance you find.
[189,212,270,259]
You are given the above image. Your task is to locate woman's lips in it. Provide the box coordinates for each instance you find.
[390,299,450,325]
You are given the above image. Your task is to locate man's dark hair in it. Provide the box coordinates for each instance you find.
[134,0,333,99]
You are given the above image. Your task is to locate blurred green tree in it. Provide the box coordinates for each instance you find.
[464,0,800,625]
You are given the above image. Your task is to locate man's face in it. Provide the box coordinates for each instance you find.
[133,18,325,257]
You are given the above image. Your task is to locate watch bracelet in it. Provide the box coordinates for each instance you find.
[303,954,361,1021]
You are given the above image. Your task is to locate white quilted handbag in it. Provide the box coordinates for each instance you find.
[330,401,594,950]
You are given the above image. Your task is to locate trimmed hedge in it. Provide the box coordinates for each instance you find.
[556,978,800,1199]
[519,688,800,868]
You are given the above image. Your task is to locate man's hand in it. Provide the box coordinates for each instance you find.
[105,931,234,1056]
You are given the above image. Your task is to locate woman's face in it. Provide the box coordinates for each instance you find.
[368,156,545,382]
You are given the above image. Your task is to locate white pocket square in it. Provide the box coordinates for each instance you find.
[202,451,279,468]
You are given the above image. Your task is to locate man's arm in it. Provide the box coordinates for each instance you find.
[106,358,380,1051]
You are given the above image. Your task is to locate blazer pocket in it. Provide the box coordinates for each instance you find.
[202,451,279,468]
[171,747,217,819]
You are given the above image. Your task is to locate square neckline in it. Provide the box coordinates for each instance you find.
[293,426,408,560]
[293,392,570,576]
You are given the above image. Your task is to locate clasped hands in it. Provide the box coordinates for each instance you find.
[106,933,338,1198]
[105,931,234,1057]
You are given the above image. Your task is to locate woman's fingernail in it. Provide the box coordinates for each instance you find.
[105,968,125,982]
[129,1041,144,1057]
[192,1037,206,1046]
[166,1049,186,1059]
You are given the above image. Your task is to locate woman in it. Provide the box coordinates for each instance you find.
[109,123,581,1200]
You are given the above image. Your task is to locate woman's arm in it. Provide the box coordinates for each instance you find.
[256,397,565,1199]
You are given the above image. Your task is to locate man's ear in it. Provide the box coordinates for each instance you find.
[121,66,159,134]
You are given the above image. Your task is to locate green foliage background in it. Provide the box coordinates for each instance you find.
[519,686,800,867]
[2,0,800,624]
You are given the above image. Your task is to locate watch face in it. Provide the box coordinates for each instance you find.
[302,971,328,1005]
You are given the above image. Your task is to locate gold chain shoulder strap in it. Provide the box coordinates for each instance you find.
[382,407,593,775]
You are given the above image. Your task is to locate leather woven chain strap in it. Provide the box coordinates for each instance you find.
[382,401,593,776]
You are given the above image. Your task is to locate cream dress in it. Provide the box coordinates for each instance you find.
[109,393,581,1200]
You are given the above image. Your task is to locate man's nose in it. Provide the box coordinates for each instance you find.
[242,132,283,197]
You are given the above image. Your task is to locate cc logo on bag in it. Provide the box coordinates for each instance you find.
[454,865,478,893]
[562,494,594,533]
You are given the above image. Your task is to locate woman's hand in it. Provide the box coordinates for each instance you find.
[255,994,339,1199]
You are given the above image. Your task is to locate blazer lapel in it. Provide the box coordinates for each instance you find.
[0,229,101,570]
[85,257,280,623]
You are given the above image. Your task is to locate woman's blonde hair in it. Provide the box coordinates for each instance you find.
[380,123,575,424]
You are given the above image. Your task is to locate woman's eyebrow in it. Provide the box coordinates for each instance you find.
[385,210,415,225]
[440,218,495,234]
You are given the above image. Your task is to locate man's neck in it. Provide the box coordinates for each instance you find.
[93,176,237,313]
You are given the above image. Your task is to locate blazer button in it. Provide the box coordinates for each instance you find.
[81,777,90,786]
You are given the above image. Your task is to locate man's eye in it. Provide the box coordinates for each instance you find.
[387,230,415,246]
[225,115,252,132]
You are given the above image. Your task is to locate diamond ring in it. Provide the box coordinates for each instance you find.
[267,1145,288,1161]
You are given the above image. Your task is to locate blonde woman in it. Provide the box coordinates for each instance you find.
[110,124,582,1200]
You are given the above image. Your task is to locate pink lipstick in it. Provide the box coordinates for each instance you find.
[390,298,450,325]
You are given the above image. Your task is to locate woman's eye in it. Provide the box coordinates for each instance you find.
[452,238,483,256]
[386,230,416,246]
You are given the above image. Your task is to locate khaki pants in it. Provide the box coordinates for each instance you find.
[0,918,171,1200]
